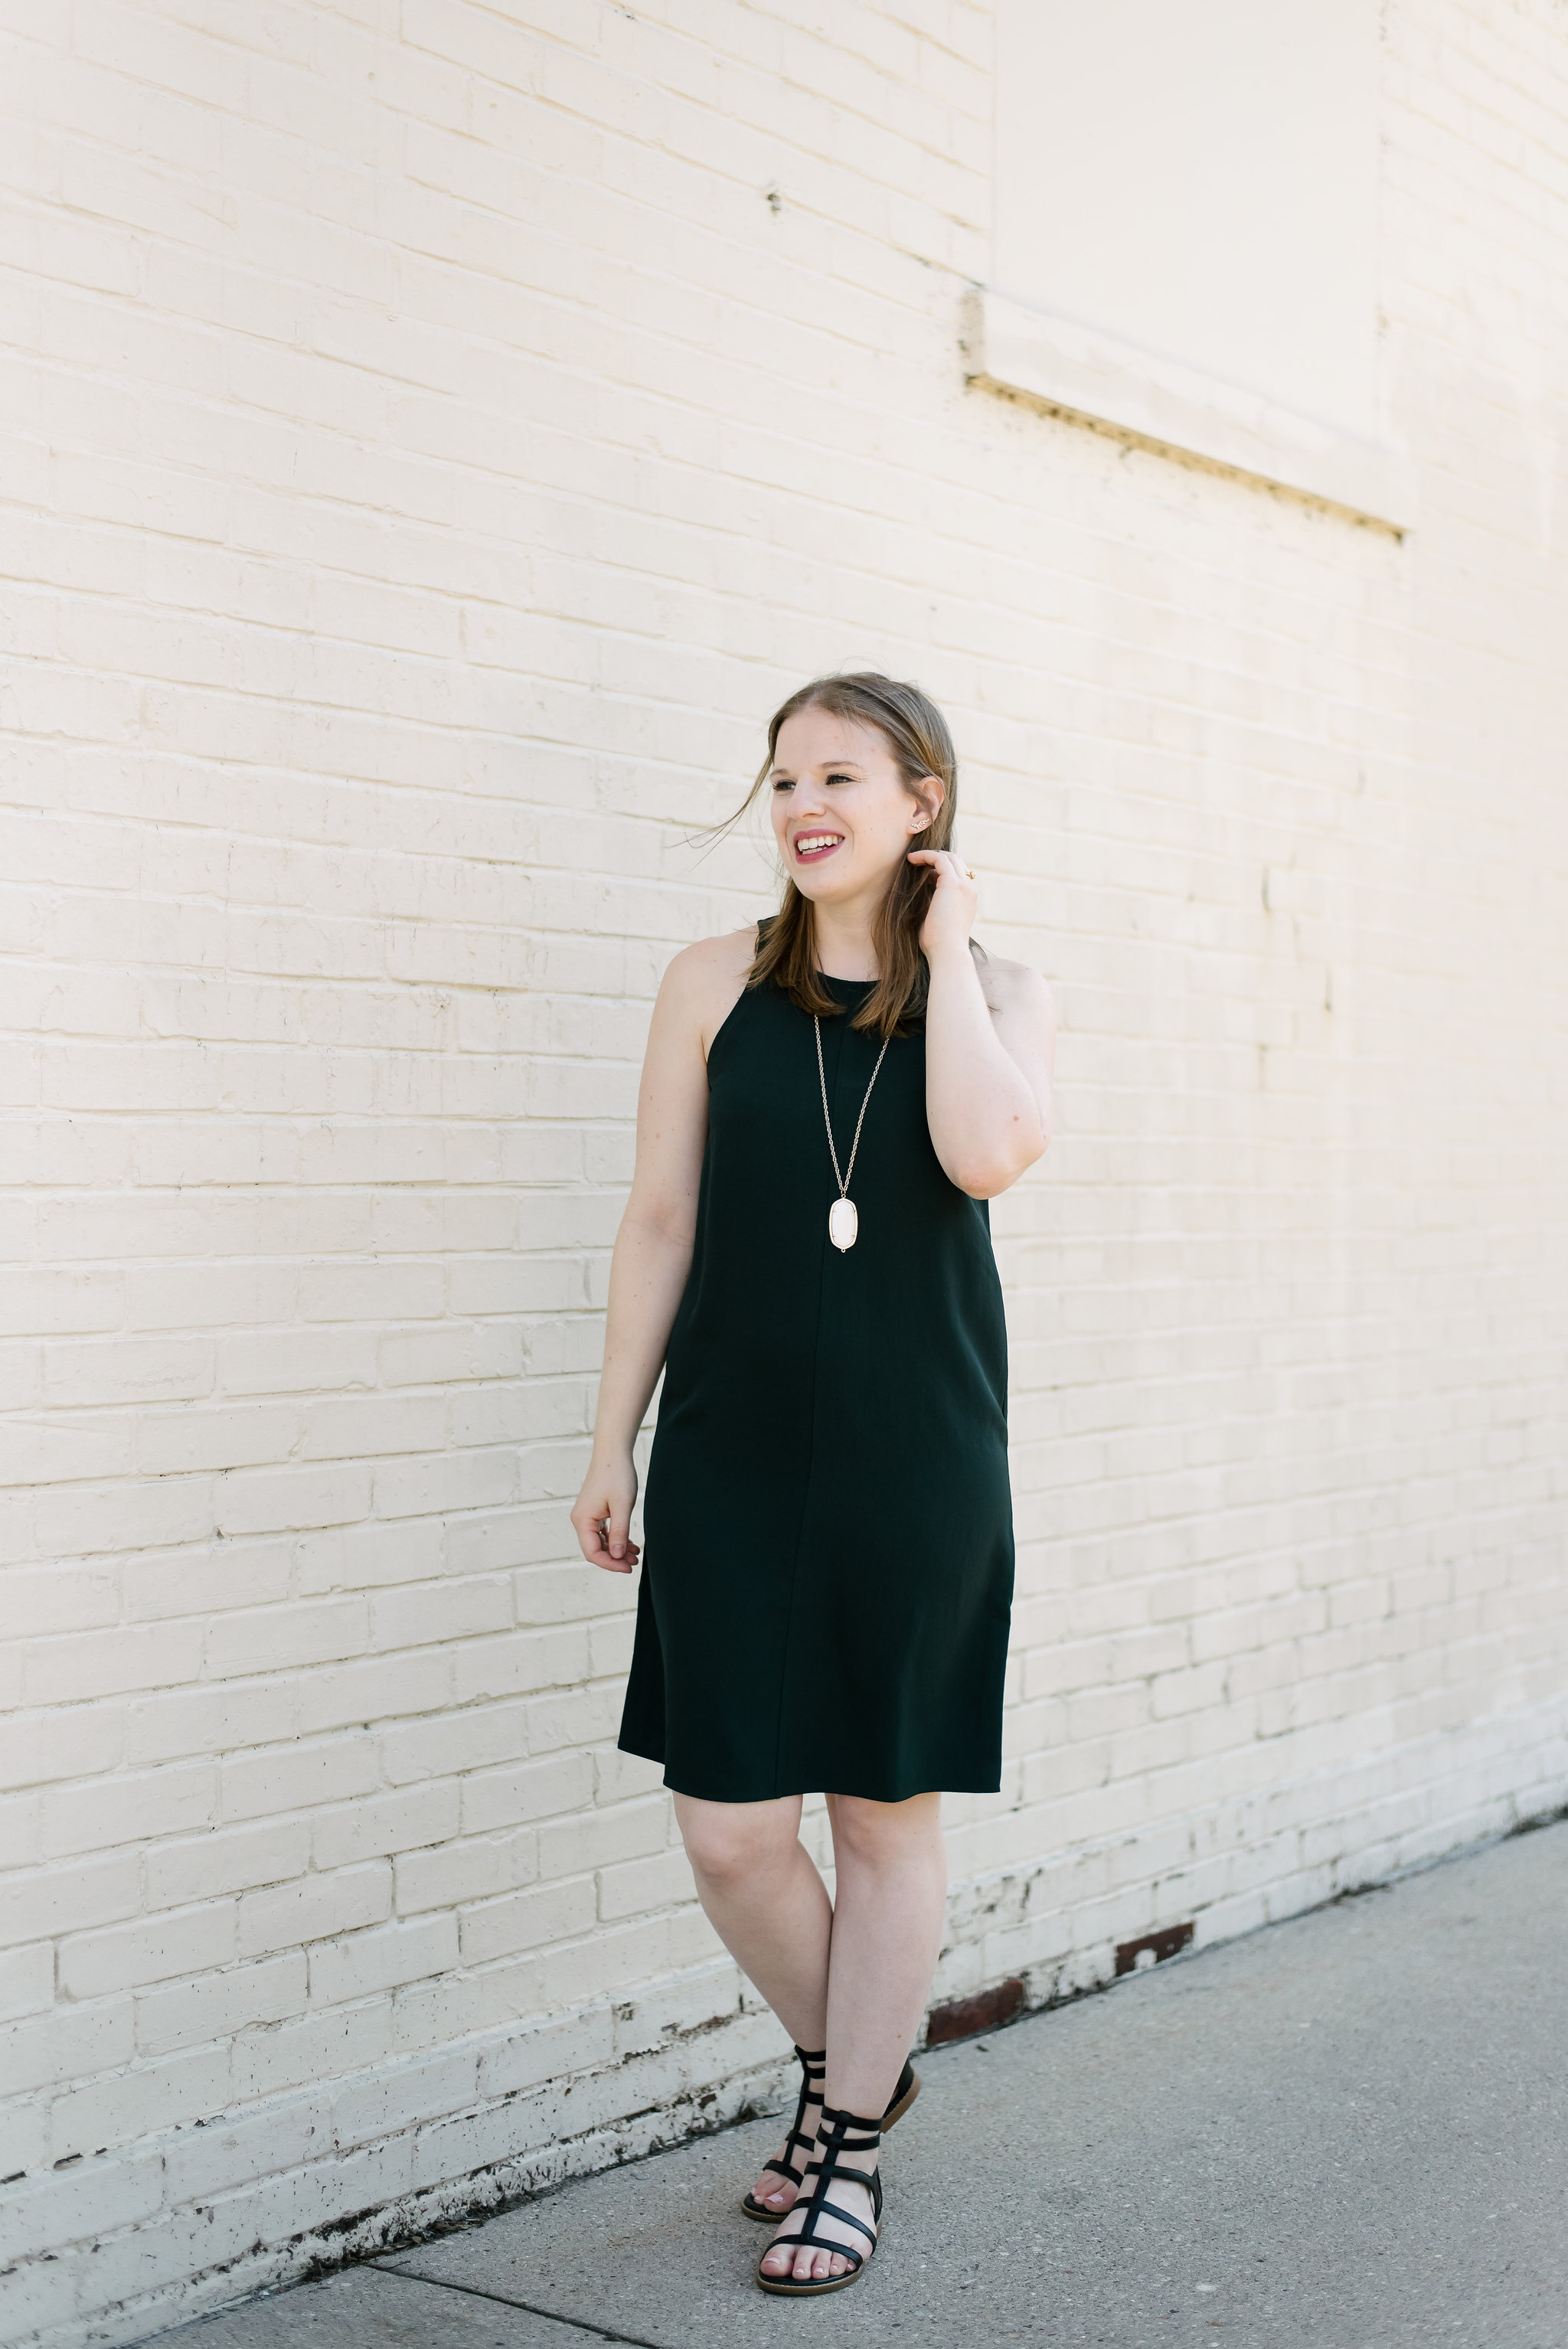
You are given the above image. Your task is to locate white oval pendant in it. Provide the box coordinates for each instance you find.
[828,1197,858,1253]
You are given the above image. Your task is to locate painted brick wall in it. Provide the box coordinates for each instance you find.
[2,1,1566,2342]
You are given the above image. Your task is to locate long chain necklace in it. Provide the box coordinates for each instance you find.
[814,1014,890,1253]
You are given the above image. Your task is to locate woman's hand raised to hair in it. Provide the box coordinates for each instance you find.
[570,1453,642,1573]
[908,847,979,962]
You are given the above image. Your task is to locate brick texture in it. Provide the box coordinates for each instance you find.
[2,1,1566,2342]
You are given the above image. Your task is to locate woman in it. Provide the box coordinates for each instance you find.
[570,673,1054,2295]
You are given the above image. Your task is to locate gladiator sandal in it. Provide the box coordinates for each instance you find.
[741,2053,920,2220]
[740,2045,825,2220]
[754,2102,884,2296]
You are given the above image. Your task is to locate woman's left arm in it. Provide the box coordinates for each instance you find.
[913,848,1056,1201]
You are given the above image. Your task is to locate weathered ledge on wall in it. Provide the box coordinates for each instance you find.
[962,289,1415,534]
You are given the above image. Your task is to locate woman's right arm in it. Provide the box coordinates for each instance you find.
[569,936,743,1573]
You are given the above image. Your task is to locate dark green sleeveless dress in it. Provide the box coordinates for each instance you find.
[617,962,1014,1804]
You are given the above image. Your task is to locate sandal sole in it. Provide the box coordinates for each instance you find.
[882,2067,921,2132]
[740,2068,919,2221]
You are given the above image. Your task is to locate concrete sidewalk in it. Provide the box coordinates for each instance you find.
[162,1820,1568,2349]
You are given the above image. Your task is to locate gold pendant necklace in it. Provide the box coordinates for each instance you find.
[814,1013,890,1253]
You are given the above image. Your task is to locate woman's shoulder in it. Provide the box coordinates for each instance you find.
[662,925,760,998]
[658,926,763,1057]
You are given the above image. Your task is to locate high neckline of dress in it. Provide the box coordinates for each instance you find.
[817,971,876,992]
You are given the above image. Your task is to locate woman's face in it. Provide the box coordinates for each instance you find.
[769,706,941,908]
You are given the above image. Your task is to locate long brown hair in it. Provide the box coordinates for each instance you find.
[722,672,963,1038]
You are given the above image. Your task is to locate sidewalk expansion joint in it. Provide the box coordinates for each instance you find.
[369,2261,675,2349]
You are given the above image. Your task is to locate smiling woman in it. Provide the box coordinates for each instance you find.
[570,673,1056,2298]
[743,676,974,1049]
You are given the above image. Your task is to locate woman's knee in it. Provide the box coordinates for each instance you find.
[828,1790,944,1868]
[675,1793,801,1887]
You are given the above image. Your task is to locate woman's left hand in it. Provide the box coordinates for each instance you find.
[908,847,979,959]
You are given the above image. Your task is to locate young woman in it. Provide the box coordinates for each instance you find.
[570,674,1054,2296]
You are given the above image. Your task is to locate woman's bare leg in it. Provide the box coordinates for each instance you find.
[672,1792,835,2214]
[761,1791,947,2284]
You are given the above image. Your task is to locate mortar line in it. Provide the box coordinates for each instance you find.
[369,2261,677,2349]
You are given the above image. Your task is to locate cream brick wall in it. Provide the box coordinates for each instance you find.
[2,2,1566,2342]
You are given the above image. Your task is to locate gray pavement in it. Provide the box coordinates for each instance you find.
[168,1819,1568,2349]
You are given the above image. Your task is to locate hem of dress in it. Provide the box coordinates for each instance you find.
[634,1754,1001,1805]
[616,1728,666,1769]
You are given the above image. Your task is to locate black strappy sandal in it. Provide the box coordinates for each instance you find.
[755,2102,883,2296]
[741,2053,920,2220]
[740,2044,825,2220]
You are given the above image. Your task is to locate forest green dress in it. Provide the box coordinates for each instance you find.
[617,958,1014,1803]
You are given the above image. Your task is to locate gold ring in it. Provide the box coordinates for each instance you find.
[964,865,975,879]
